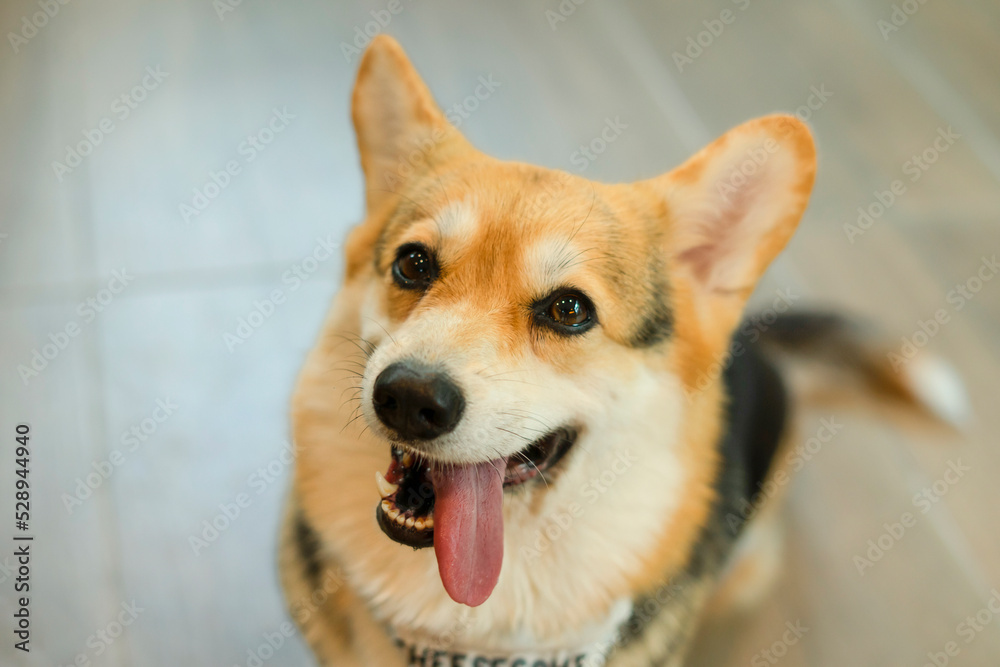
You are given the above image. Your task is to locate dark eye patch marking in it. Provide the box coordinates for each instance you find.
[294,510,324,587]
[628,293,674,347]
[626,264,674,349]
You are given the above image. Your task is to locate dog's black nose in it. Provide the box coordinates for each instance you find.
[372,362,465,440]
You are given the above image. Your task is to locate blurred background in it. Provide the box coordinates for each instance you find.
[2,0,999,665]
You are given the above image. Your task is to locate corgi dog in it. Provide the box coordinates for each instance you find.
[280,35,963,666]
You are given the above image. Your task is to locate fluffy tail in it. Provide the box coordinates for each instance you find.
[754,311,970,433]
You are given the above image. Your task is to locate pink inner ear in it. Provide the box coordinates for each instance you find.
[677,164,767,289]
[678,243,724,285]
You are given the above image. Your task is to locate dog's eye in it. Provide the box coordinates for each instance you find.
[535,290,596,334]
[392,244,437,290]
[550,294,589,326]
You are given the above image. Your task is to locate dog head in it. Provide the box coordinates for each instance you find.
[293,35,814,626]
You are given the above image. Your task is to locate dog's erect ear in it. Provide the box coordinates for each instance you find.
[352,35,466,213]
[649,115,815,332]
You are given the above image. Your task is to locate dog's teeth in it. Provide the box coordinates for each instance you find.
[405,517,415,528]
[414,518,425,530]
[380,500,391,513]
[402,452,414,467]
[375,470,399,498]
[424,517,433,529]
[395,513,406,525]
[388,507,400,520]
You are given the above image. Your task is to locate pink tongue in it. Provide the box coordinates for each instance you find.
[430,459,506,606]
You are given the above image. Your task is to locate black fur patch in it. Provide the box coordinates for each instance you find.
[626,257,673,348]
[722,334,788,501]
[629,274,674,348]
[614,326,788,659]
[755,311,852,349]
[627,287,674,348]
[294,511,324,587]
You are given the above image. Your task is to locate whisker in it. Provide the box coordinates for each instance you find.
[364,317,397,346]
[325,365,365,378]
[341,410,367,434]
[488,378,544,388]
[499,408,553,429]
[556,246,600,272]
[486,450,506,485]
[481,369,529,379]
[501,422,547,435]
[329,333,376,360]
[557,187,597,257]
[338,385,363,402]
[511,449,550,491]
[495,426,532,443]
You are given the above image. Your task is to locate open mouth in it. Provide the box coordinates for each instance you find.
[374,428,577,605]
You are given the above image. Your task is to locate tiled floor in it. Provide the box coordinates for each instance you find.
[1,1,998,665]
